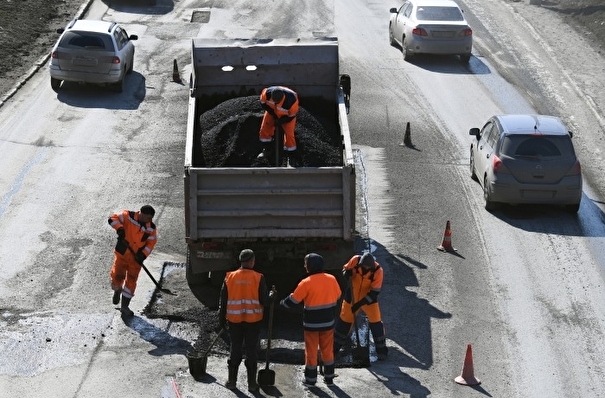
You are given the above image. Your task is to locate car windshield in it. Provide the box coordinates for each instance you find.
[416,6,464,21]
[59,31,113,50]
[501,135,575,159]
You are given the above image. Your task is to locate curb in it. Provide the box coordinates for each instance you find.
[0,0,94,108]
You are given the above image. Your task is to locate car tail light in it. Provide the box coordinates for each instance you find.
[412,27,428,36]
[51,51,59,59]
[566,159,581,176]
[459,28,473,37]
[492,154,511,174]
[112,56,121,64]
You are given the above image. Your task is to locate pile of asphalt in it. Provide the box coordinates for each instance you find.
[198,96,342,167]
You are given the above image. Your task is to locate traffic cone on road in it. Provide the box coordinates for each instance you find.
[172,59,181,83]
[454,344,481,386]
[437,220,456,252]
[403,122,413,147]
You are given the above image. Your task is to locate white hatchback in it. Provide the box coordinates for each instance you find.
[389,0,473,62]
[49,19,138,93]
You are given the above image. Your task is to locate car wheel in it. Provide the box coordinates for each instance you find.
[112,78,124,93]
[470,151,478,181]
[127,61,134,75]
[403,37,414,61]
[460,53,471,63]
[484,176,498,211]
[389,26,396,47]
[564,203,580,214]
[50,77,61,91]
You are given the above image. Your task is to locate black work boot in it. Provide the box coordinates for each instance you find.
[120,296,134,317]
[112,288,122,305]
[226,360,238,390]
[287,149,302,167]
[256,142,274,162]
[245,360,259,392]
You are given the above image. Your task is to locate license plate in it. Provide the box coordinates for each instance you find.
[432,31,455,38]
[197,251,232,259]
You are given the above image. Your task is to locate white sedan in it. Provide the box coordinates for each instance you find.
[389,0,473,62]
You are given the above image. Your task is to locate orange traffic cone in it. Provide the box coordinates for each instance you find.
[437,220,456,252]
[403,122,413,147]
[172,59,181,83]
[455,344,481,386]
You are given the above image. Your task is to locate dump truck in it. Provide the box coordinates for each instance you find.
[184,37,355,303]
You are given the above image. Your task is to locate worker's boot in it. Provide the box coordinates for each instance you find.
[112,288,122,305]
[287,149,302,167]
[225,360,238,390]
[256,141,274,163]
[120,296,134,318]
[245,360,259,392]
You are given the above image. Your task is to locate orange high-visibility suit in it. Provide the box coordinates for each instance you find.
[108,209,157,299]
[281,253,341,386]
[334,254,388,359]
[259,86,299,151]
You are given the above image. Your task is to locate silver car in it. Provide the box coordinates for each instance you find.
[389,0,472,62]
[49,19,138,93]
[469,115,582,213]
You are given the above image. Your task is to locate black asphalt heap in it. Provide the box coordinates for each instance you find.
[198,96,342,167]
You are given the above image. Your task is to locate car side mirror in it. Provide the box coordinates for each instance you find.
[469,127,480,138]
[129,34,139,41]
[390,7,397,13]
[568,130,573,138]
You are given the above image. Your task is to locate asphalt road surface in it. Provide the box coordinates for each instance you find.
[0,0,604,397]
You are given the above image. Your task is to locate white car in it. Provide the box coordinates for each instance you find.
[49,19,138,92]
[389,0,473,62]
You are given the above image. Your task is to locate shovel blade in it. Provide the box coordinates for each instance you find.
[258,368,276,386]
[352,346,370,368]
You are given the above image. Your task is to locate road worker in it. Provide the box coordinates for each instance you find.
[280,253,342,386]
[333,253,388,360]
[218,249,275,392]
[108,205,157,318]
[257,86,301,166]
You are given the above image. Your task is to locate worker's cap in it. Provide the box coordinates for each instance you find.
[305,253,324,273]
[359,253,376,269]
[140,205,156,217]
[239,249,255,262]
[270,87,284,102]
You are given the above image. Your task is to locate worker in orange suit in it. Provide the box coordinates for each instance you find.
[218,249,274,393]
[280,253,342,386]
[333,253,388,360]
[257,86,301,166]
[108,205,157,318]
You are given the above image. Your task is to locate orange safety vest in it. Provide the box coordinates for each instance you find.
[109,210,157,256]
[343,255,383,304]
[260,86,299,118]
[224,268,264,323]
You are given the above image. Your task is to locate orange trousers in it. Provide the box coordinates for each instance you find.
[259,113,297,151]
[304,329,334,366]
[110,251,141,298]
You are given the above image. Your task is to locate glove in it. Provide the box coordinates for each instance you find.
[351,300,364,314]
[269,286,277,301]
[342,269,352,279]
[278,115,295,124]
[116,228,125,240]
[134,250,146,265]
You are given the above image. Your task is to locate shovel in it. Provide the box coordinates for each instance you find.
[125,242,177,295]
[187,327,225,379]
[350,279,370,367]
[258,298,276,386]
